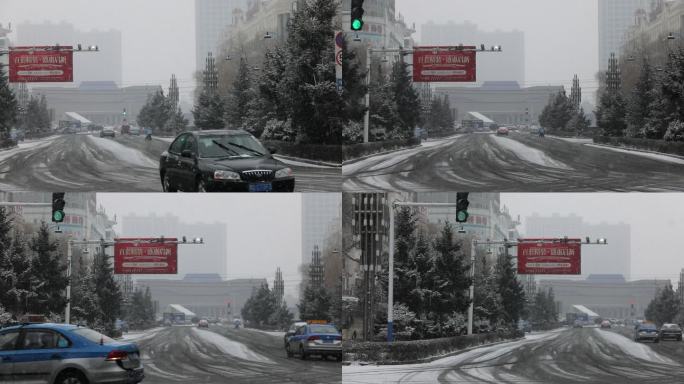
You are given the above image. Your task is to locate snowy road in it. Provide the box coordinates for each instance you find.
[136,324,341,384]
[343,133,684,192]
[343,327,684,384]
[0,134,341,192]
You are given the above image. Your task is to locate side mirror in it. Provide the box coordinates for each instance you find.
[181,149,194,158]
[267,147,278,155]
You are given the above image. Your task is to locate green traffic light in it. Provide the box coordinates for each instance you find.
[53,211,64,222]
[456,211,469,223]
[352,19,363,31]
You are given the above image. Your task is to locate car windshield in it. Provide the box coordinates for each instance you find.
[663,324,680,330]
[309,325,339,334]
[198,134,267,159]
[72,328,115,344]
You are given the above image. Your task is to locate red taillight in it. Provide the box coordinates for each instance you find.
[307,336,321,341]
[105,350,128,361]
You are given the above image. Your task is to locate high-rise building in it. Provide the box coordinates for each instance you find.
[301,193,341,265]
[195,0,248,72]
[16,21,122,86]
[598,0,650,71]
[121,213,227,280]
[525,213,631,280]
[421,21,525,85]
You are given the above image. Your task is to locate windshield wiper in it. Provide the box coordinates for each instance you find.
[226,142,264,157]
[212,140,241,156]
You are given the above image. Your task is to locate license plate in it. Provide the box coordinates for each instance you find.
[249,183,272,192]
[323,339,333,343]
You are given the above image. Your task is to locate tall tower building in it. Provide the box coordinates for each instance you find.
[309,246,323,291]
[195,0,248,72]
[598,0,650,71]
[274,267,284,305]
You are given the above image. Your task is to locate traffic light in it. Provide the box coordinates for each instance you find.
[51,193,66,223]
[351,0,365,31]
[456,193,470,223]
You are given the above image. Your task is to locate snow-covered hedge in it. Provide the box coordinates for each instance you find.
[594,135,684,156]
[261,140,342,163]
[343,137,421,161]
[344,329,523,364]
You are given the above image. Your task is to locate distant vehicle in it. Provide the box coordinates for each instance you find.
[634,323,659,343]
[496,127,510,136]
[284,321,308,348]
[285,321,342,361]
[100,127,116,138]
[129,126,141,136]
[159,130,295,193]
[0,323,144,384]
[659,323,682,341]
[198,319,209,328]
[600,320,612,329]
[573,320,584,328]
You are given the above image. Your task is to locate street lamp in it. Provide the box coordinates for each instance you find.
[264,32,273,39]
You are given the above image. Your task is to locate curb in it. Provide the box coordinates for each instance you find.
[343,145,421,166]
[274,154,342,168]
[343,336,524,366]
[587,143,684,161]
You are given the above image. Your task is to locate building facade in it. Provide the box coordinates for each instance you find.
[420,21,525,85]
[195,0,248,71]
[301,193,341,265]
[435,81,564,126]
[16,21,122,86]
[622,0,684,62]
[598,0,650,71]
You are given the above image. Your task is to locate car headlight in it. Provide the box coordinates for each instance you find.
[275,168,293,178]
[214,170,241,181]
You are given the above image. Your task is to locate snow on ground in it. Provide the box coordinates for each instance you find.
[0,136,60,162]
[491,135,572,170]
[119,327,164,342]
[592,328,679,365]
[86,135,157,168]
[586,144,684,165]
[343,330,562,384]
[191,328,274,364]
[548,136,594,144]
[154,137,175,143]
[247,328,286,338]
[343,136,462,175]
[273,155,339,169]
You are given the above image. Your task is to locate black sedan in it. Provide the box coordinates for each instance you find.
[659,323,683,341]
[160,130,295,192]
[634,323,660,343]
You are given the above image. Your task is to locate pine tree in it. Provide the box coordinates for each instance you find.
[389,59,421,139]
[404,232,437,319]
[268,302,294,330]
[393,208,417,306]
[495,251,526,325]
[539,91,575,133]
[0,208,15,316]
[226,58,252,130]
[92,250,121,333]
[6,230,36,317]
[137,91,174,134]
[164,107,188,134]
[473,256,502,325]
[192,90,226,130]
[70,261,98,326]
[247,47,290,140]
[646,284,680,325]
[431,222,471,323]
[596,91,627,137]
[565,108,591,137]
[627,57,655,138]
[298,285,332,321]
[28,222,67,316]
[0,63,18,140]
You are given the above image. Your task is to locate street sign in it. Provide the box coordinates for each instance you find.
[9,46,74,83]
[335,31,344,93]
[517,239,581,275]
[413,46,476,83]
[114,238,178,274]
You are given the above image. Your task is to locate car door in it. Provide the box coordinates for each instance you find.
[178,134,199,191]
[164,134,189,189]
[0,329,20,383]
[12,329,64,384]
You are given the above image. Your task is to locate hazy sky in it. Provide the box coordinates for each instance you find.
[1,0,197,100]
[501,193,684,285]
[3,1,601,103]
[96,193,304,296]
[396,0,600,99]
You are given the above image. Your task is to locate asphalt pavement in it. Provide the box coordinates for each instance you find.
[135,325,341,384]
[342,327,684,384]
[343,133,684,192]
[0,133,341,192]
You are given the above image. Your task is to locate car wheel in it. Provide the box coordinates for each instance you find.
[299,345,307,360]
[162,172,177,193]
[55,370,88,384]
[196,178,208,193]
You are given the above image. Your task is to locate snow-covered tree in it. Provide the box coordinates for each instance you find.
[225,58,252,130]
[28,222,67,316]
[298,285,332,322]
[92,251,121,333]
[70,261,98,326]
[473,256,503,325]
[596,91,627,137]
[626,57,655,138]
[645,284,680,326]
[664,120,684,142]
[164,107,188,134]
[496,252,526,325]
[137,91,174,134]
[0,63,18,140]
[389,59,421,139]
[192,90,226,130]
[565,108,591,137]
[539,91,575,133]
[431,222,471,323]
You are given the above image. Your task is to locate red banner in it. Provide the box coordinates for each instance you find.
[413,46,476,82]
[9,46,74,83]
[517,239,581,275]
[114,238,178,275]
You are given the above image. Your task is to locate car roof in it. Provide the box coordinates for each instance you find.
[1,323,81,332]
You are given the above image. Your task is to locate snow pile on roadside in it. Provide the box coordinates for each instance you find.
[491,135,571,170]
[86,136,157,168]
[119,327,164,342]
[586,144,684,165]
[191,328,274,364]
[0,136,59,162]
[592,329,679,365]
[247,328,286,338]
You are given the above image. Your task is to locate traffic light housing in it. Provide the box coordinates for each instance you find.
[456,193,470,223]
[351,0,365,31]
[51,193,66,223]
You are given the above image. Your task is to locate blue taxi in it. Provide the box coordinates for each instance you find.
[285,321,342,362]
[0,322,144,383]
